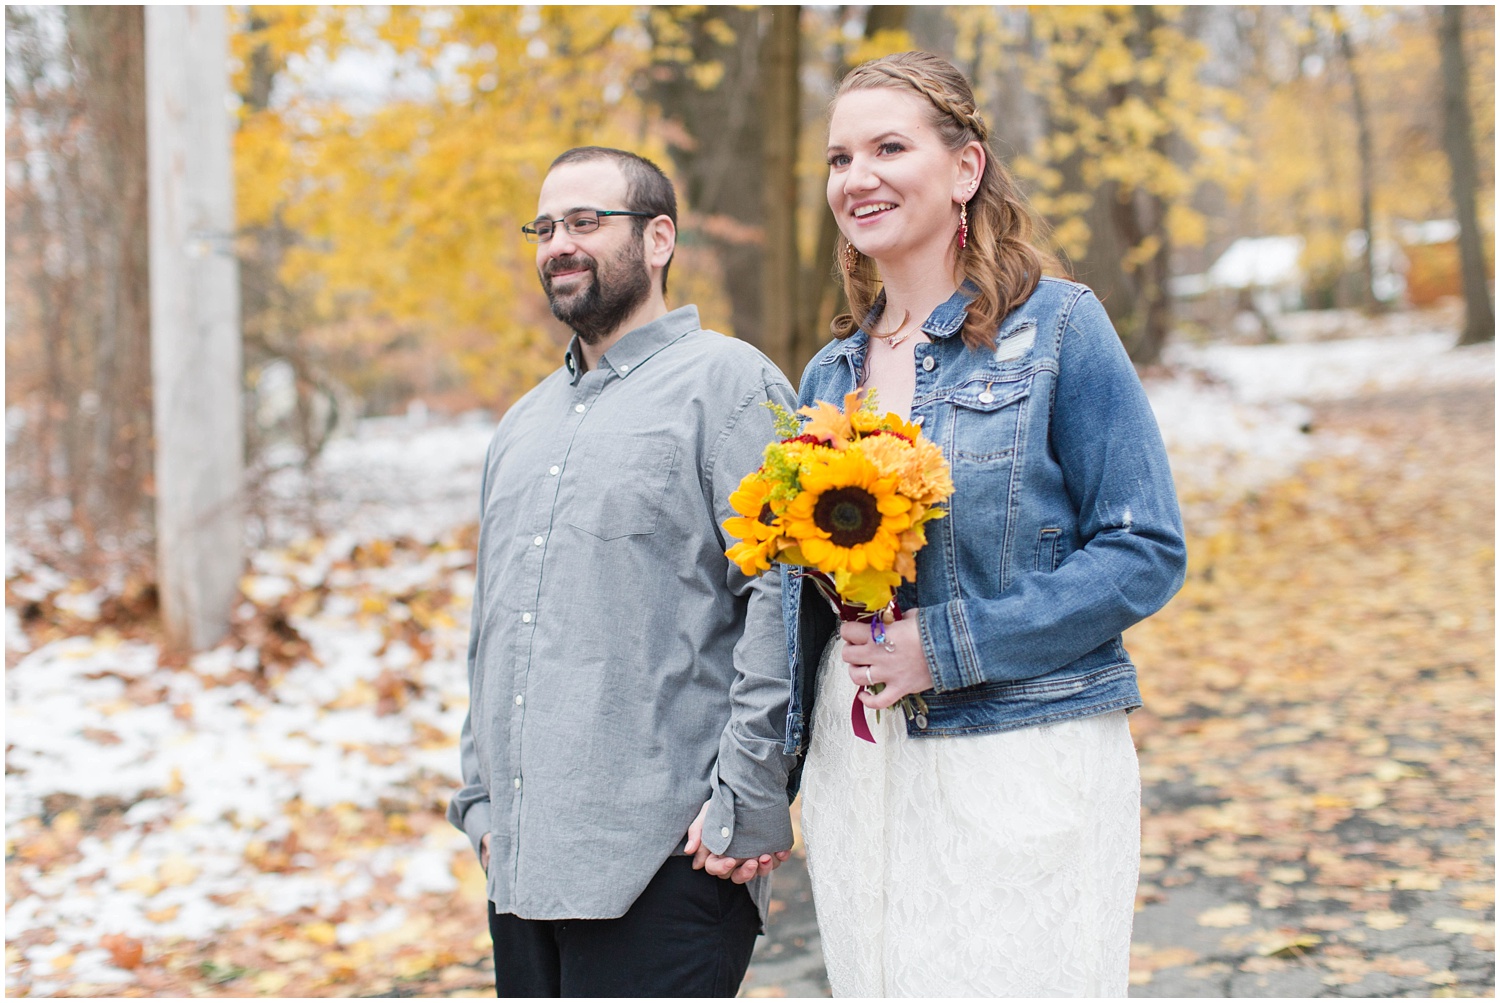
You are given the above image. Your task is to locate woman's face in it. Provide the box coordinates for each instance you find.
[826,86,978,269]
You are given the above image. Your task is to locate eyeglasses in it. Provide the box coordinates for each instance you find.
[521,209,656,243]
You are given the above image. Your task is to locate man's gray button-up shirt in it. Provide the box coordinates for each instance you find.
[447,306,797,922]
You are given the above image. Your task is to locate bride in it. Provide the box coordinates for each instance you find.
[781,52,1187,997]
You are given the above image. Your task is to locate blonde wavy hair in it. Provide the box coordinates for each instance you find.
[829,51,1061,352]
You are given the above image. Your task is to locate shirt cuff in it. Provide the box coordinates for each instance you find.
[460,802,492,859]
[703,791,794,858]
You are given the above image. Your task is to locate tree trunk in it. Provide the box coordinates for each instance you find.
[760,6,800,378]
[644,8,766,350]
[1439,6,1495,345]
[1060,7,1175,365]
[66,6,154,550]
[792,4,911,376]
[1337,20,1380,313]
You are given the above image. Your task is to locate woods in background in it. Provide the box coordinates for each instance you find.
[6,5,1495,576]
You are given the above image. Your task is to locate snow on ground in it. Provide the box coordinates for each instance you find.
[5,315,1493,994]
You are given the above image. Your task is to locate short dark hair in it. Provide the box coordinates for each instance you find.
[548,146,678,295]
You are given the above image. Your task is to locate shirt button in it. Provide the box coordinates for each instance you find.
[978,391,995,404]
[548,465,560,476]
[619,365,629,373]
[922,356,936,372]
[533,535,544,546]
[515,694,524,706]
[521,612,532,623]
[514,777,521,789]
[720,826,730,838]
[574,404,586,413]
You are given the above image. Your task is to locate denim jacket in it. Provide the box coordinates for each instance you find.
[781,278,1186,791]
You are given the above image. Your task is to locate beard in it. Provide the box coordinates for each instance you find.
[540,239,652,345]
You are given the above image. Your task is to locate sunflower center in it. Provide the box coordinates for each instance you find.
[813,487,881,547]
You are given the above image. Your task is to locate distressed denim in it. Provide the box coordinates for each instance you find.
[781,279,1186,786]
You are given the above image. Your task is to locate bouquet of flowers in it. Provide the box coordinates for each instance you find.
[723,390,954,739]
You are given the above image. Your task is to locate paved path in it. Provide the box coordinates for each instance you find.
[740,382,1495,999]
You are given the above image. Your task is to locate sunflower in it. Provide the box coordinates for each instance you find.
[723,475,785,575]
[784,448,913,579]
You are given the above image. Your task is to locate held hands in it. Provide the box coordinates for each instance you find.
[840,616,934,711]
[684,800,790,885]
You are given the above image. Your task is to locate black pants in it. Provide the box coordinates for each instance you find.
[488,855,761,997]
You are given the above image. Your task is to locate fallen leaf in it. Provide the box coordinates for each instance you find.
[304,921,339,947]
[1256,931,1321,957]
[1433,917,1494,936]
[1372,956,1431,977]
[157,854,200,887]
[1364,910,1407,930]
[101,934,144,970]
[253,970,291,994]
[1197,903,1252,928]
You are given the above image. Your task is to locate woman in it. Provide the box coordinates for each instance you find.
[781,52,1187,997]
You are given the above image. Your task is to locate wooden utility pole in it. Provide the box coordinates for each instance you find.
[145,6,244,649]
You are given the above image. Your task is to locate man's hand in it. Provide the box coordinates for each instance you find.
[684,800,791,885]
[480,833,490,873]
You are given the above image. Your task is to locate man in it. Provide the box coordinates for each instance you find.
[447,146,797,997]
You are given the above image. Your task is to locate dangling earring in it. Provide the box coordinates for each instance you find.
[843,241,859,272]
[957,202,969,251]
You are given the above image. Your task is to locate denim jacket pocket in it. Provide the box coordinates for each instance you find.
[945,377,1031,462]
[566,436,680,539]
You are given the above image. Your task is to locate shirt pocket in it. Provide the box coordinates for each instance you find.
[565,435,681,540]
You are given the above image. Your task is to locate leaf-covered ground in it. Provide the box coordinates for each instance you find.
[5,316,1493,997]
[1127,383,1495,997]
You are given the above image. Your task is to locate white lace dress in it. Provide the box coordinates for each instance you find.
[800,637,1141,998]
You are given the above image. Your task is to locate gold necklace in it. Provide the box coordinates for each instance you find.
[874,313,916,351]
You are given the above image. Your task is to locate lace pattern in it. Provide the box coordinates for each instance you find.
[800,637,1140,997]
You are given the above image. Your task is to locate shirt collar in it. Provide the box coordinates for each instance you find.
[820,283,976,363]
[564,305,700,384]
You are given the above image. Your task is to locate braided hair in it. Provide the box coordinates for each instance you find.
[829,51,1060,352]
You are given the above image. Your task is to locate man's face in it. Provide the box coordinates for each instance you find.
[533,160,652,345]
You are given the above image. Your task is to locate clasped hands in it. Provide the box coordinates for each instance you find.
[685,802,791,884]
[481,816,789,886]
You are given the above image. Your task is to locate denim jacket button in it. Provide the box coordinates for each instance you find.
[921,356,936,372]
[978,391,995,404]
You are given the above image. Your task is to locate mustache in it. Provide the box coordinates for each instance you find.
[543,254,596,278]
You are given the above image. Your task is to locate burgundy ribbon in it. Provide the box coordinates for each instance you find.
[795,570,897,744]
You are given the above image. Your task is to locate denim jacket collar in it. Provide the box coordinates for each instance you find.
[819,283,976,366]
[564,305,700,384]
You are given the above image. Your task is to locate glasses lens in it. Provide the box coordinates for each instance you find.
[522,220,553,243]
[566,212,600,234]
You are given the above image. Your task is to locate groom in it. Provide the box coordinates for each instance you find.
[447,146,797,997]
